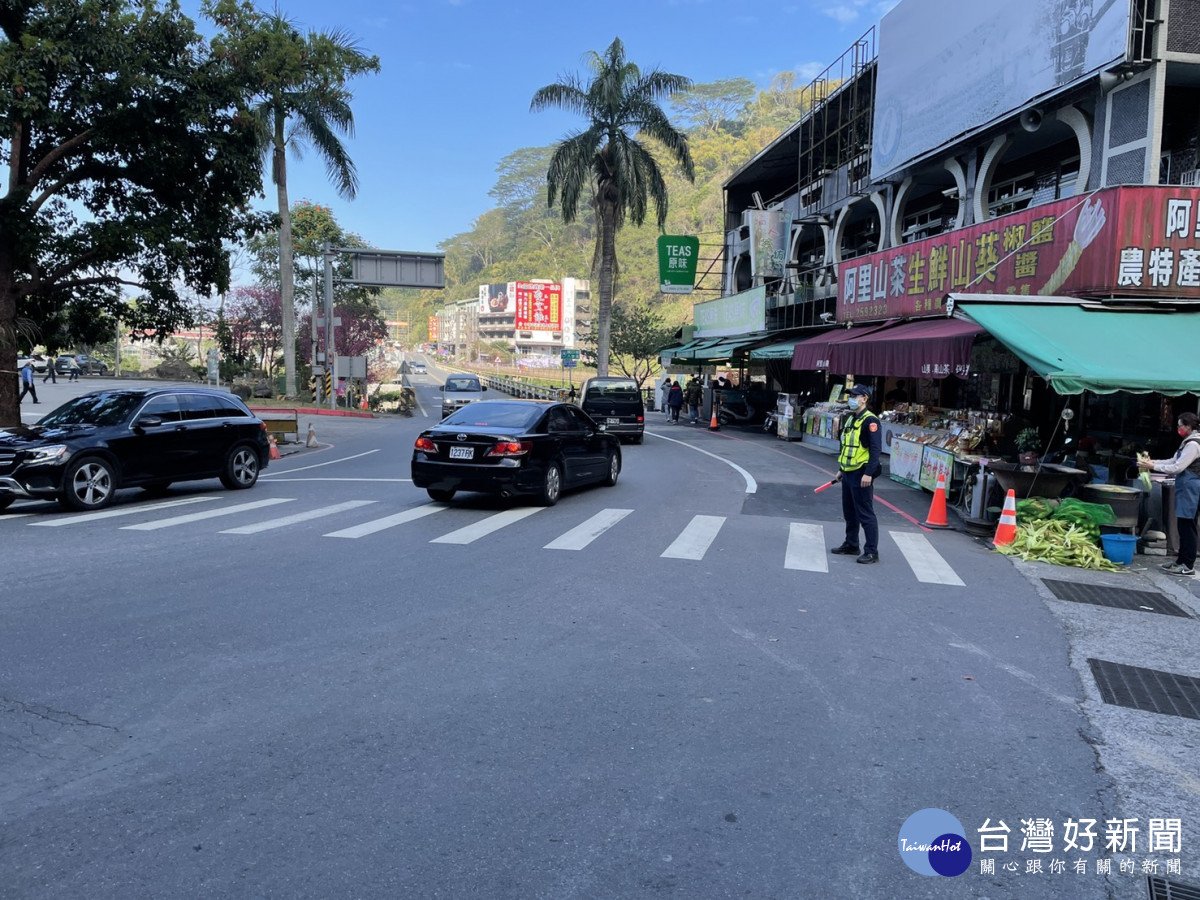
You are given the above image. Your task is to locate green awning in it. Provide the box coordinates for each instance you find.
[749,339,802,360]
[952,298,1200,395]
[687,337,756,364]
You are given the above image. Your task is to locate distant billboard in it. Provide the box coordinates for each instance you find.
[871,0,1131,181]
[514,281,562,331]
[479,282,515,315]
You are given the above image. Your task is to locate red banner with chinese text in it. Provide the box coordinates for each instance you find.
[514,281,563,331]
[836,185,1200,322]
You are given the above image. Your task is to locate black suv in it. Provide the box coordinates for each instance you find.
[0,388,271,511]
[579,376,645,444]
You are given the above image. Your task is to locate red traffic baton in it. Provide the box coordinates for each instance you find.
[814,478,839,493]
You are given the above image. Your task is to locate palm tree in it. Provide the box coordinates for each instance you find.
[531,38,694,376]
[215,4,379,396]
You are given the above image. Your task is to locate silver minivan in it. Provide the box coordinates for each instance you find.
[439,374,487,418]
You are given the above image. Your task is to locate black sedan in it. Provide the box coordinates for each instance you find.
[411,399,621,505]
[0,388,271,512]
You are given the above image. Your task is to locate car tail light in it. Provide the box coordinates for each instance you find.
[259,422,269,434]
[636,415,644,423]
[414,436,439,453]
[486,440,532,457]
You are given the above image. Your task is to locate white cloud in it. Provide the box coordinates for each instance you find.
[795,61,826,82]
[820,3,861,24]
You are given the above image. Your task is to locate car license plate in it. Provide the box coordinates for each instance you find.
[606,417,620,425]
[449,446,473,459]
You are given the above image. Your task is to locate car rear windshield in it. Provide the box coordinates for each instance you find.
[585,381,639,401]
[445,377,481,392]
[39,392,145,426]
[441,402,541,429]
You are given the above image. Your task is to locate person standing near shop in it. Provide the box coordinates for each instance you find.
[685,377,703,425]
[667,379,684,424]
[831,384,882,564]
[1138,411,1200,576]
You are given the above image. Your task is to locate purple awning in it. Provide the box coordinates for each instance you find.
[832,318,985,379]
[791,321,896,371]
[791,318,984,379]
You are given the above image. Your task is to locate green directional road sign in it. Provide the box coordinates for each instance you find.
[560,348,580,361]
[658,234,700,294]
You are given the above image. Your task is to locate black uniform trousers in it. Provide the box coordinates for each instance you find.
[841,466,878,554]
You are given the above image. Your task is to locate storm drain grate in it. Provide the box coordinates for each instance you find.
[1148,875,1200,900]
[1088,659,1200,720]
[1043,580,1191,618]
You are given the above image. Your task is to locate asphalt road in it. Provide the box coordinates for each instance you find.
[2,365,1197,898]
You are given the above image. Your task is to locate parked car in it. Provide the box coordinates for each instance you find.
[411,399,621,505]
[0,387,271,512]
[439,374,487,418]
[55,355,82,376]
[16,356,47,374]
[71,354,109,375]
[579,376,645,444]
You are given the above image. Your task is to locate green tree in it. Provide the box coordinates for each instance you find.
[207,0,379,398]
[669,78,756,135]
[531,37,694,377]
[581,300,676,387]
[0,0,265,425]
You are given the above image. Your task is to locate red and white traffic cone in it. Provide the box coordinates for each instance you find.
[268,434,281,461]
[924,473,950,528]
[992,489,1018,547]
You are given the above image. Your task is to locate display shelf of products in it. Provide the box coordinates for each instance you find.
[802,402,847,452]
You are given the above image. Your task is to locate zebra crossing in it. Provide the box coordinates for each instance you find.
[4,493,974,584]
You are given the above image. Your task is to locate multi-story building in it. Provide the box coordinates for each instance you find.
[435,278,590,361]
[701,0,1200,456]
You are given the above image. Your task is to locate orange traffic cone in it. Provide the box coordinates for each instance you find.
[708,405,720,431]
[924,472,950,528]
[992,489,1018,547]
[268,434,281,461]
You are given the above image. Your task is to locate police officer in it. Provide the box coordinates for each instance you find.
[831,384,882,564]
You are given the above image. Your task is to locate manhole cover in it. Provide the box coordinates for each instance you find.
[742,482,842,521]
[1088,659,1200,720]
[1148,875,1200,900]
[1043,580,1191,617]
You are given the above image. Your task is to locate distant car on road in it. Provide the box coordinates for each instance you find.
[439,374,487,418]
[579,376,645,444]
[0,387,271,512]
[410,362,427,375]
[411,399,621,505]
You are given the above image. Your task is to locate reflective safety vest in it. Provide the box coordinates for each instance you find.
[839,410,878,471]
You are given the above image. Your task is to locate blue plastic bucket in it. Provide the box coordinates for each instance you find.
[1100,533,1138,565]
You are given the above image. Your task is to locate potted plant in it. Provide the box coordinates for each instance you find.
[1014,427,1042,466]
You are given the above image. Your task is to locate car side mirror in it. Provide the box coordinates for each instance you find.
[135,415,163,430]
[438,385,445,392]
[481,385,487,391]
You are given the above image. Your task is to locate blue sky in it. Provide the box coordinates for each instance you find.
[182,0,899,257]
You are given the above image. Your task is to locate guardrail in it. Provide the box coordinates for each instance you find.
[481,374,575,402]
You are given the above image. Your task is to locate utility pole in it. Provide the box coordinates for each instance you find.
[323,242,336,411]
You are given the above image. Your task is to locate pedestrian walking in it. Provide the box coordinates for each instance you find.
[659,375,673,419]
[830,385,881,564]
[67,357,80,381]
[1138,411,1200,576]
[667,380,684,424]
[41,355,56,384]
[18,360,39,404]
[685,377,703,424]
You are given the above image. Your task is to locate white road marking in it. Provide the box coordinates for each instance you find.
[219,500,378,535]
[121,498,294,531]
[324,503,445,538]
[261,477,411,483]
[649,432,758,493]
[430,507,544,544]
[29,496,219,527]
[785,522,829,572]
[259,449,380,477]
[662,515,725,560]
[544,508,634,550]
[889,531,965,586]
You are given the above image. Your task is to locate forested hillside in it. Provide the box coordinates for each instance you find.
[376,75,815,343]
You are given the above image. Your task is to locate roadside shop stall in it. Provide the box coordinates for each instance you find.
[950,296,1200,557]
[789,316,1019,512]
